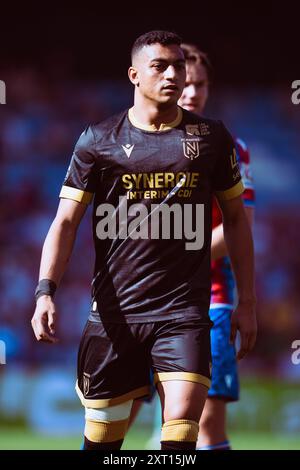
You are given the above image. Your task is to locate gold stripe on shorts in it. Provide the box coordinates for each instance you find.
[153,372,211,388]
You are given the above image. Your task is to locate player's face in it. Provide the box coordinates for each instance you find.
[178,63,209,115]
[133,43,186,106]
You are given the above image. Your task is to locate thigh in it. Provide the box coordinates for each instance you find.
[77,320,151,408]
[151,319,212,387]
[157,380,208,423]
[151,319,212,422]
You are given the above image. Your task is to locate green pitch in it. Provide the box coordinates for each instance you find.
[0,427,299,450]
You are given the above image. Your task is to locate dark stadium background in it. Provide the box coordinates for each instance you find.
[0,10,300,449]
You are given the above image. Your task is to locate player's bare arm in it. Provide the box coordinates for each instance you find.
[217,195,257,360]
[211,206,254,261]
[31,198,88,343]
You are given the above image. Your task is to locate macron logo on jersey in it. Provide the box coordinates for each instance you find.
[122,144,134,158]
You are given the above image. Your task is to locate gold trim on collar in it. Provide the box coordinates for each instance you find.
[128,107,182,132]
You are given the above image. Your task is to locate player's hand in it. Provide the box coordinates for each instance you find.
[31,295,58,343]
[230,300,257,360]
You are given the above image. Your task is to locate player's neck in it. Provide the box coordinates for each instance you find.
[132,97,179,130]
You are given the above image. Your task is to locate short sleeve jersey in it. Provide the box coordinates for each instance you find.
[60,107,244,323]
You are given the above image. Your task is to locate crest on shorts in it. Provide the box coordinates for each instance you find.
[182,139,200,160]
[83,372,91,396]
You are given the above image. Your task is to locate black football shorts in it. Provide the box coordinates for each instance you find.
[76,317,212,408]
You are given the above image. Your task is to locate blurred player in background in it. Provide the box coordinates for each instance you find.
[133,43,255,450]
[31,31,256,451]
[180,43,255,450]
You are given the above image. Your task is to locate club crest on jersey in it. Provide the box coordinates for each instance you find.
[83,372,91,396]
[182,138,200,160]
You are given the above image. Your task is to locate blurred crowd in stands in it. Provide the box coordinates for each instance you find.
[1,67,300,379]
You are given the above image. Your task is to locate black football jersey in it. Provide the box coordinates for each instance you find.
[60,107,243,323]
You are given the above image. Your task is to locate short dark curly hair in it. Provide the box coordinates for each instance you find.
[131,30,182,61]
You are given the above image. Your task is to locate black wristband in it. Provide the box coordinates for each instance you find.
[35,279,57,302]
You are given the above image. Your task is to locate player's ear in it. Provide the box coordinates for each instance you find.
[128,66,139,86]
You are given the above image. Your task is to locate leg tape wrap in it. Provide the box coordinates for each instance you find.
[161,419,199,442]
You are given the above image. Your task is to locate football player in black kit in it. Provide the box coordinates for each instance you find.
[31,31,257,450]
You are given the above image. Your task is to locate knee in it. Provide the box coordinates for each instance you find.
[164,403,187,422]
[199,403,223,437]
[164,402,202,423]
[200,410,216,434]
